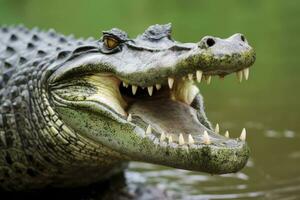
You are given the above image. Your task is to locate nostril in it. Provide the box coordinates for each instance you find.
[206,38,215,47]
[198,37,217,49]
[240,35,245,42]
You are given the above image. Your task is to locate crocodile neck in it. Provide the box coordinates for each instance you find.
[0,26,125,190]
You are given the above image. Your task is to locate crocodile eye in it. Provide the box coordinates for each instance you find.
[103,36,119,49]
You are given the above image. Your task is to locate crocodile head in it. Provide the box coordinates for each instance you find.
[48,24,255,174]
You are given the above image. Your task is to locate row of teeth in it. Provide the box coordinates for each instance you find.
[213,123,246,140]
[127,114,246,145]
[121,68,250,96]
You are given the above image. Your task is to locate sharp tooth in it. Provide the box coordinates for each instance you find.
[188,73,193,80]
[196,70,203,82]
[146,125,152,134]
[215,123,220,134]
[188,134,194,144]
[240,128,246,141]
[179,133,185,145]
[168,135,173,143]
[168,77,174,89]
[132,85,138,95]
[147,86,153,96]
[243,68,249,80]
[155,84,161,90]
[122,82,128,88]
[160,132,166,142]
[206,75,212,85]
[236,70,243,82]
[225,130,230,138]
[203,130,211,144]
[127,114,132,122]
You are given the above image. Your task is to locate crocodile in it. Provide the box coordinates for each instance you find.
[0,24,255,191]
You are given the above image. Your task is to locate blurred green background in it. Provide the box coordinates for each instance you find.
[1,0,300,199]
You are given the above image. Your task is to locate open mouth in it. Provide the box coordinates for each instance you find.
[58,67,249,147]
[124,69,249,144]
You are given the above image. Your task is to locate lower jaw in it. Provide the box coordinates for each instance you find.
[129,140,250,174]
[111,114,250,174]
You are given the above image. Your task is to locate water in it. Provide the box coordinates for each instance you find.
[1,0,300,199]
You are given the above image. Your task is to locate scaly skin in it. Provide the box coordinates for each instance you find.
[0,24,255,191]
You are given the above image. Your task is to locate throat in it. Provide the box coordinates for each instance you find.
[127,97,207,137]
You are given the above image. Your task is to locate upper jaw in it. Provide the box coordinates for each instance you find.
[49,32,255,88]
[116,33,255,86]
